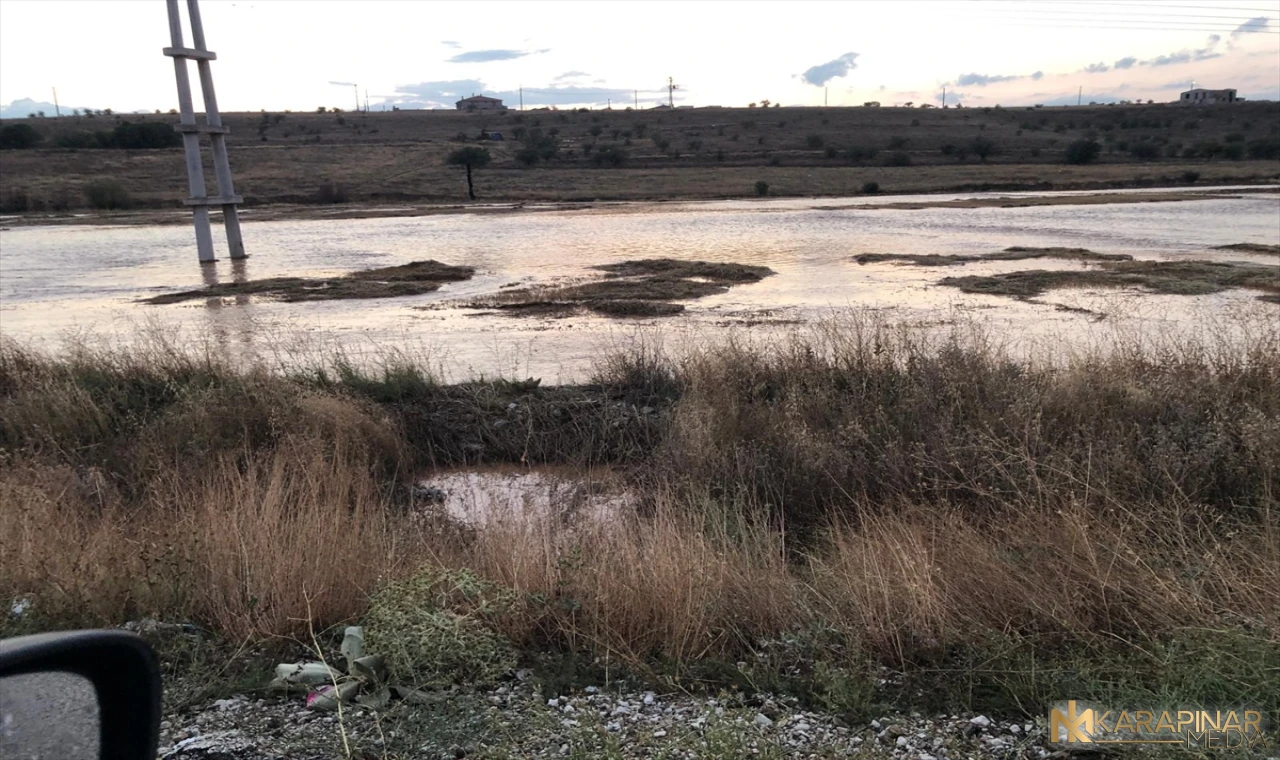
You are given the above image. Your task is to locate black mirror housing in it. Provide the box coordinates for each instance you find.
[0,630,162,760]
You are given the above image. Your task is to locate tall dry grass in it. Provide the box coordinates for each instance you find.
[1,316,1277,706]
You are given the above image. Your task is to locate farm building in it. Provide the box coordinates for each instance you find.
[456,95,506,111]
[1179,88,1237,105]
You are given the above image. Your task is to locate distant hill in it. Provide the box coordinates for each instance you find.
[1,97,92,120]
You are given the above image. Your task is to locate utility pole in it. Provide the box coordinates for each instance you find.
[164,0,245,263]
[52,87,61,117]
[824,87,828,108]
[364,89,369,112]
[667,77,678,108]
[634,90,638,109]
[353,84,359,112]
[942,85,946,108]
[519,86,523,110]
[1077,86,1082,106]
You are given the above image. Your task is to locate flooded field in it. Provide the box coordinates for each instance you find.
[1,186,1276,381]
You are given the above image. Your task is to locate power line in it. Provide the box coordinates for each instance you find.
[981,1,1280,12]
[980,20,1278,32]
[971,8,1278,20]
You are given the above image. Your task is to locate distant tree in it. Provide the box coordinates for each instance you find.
[446,146,491,200]
[759,99,771,108]
[103,108,113,116]
[747,102,757,108]
[0,123,42,149]
[316,106,327,113]
[969,136,996,161]
[36,111,46,118]
[72,109,81,117]
[1064,139,1101,165]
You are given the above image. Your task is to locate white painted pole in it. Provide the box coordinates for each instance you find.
[166,0,215,263]
[185,0,245,259]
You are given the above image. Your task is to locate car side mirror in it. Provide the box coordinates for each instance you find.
[0,630,161,760]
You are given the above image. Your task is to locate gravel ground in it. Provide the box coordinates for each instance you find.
[158,676,1067,760]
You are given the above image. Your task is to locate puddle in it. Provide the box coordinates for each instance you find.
[414,466,634,526]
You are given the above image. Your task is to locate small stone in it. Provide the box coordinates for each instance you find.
[547,698,560,708]
[584,686,598,694]
[897,736,909,747]
[871,720,882,730]
[969,715,991,728]
[643,692,656,705]
[754,713,774,728]
[606,721,621,732]
[653,729,667,738]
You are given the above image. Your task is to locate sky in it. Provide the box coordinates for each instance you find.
[1,0,1277,117]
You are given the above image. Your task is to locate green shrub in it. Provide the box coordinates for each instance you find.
[1246,138,1280,159]
[969,137,996,161]
[883,151,912,167]
[1222,143,1245,161]
[82,179,131,209]
[362,567,518,686]
[1128,142,1159,160]
[861,181,879,194]
[591,145,627,167]
[1064,139,1101,165]
[1181,170,1200,183]
[0,123,42,149]
[754,180,769,197]
[805,134,824,149]
[847,145,878,162]
[108,121,180,149]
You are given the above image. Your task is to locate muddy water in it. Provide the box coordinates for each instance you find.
[1,187,1276,381]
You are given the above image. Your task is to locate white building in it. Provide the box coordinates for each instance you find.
[1179,88,1237,106]
[456,95,506,111]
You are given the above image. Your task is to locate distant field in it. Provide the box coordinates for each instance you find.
[1,101,1278,211]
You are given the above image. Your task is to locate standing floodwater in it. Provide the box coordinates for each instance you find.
[1,187,1277,380]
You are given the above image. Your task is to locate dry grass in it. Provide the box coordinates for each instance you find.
[2,316,1278,707]
[3,101,1277,212]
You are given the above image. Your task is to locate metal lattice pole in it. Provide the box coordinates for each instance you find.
[164,0,245,262]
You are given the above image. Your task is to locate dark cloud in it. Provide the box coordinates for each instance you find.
[1114,56,1138,70]
[1232,17,1269,37]
[800,52,859,87]
[1148,48,1220,67]
[1083,62,1110,74]
[954,72,1019,87]
[554,71,591,80]
[447,49,547,63]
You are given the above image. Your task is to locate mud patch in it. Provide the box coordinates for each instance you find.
[143,260,475,304]
[463,258,775,319]
[855,247,1133,267]
[941,260,1280,303]
[841,191,1234,211]
[1214,243,1280,257]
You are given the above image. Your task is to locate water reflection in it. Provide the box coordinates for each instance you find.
[0,188,1275,380]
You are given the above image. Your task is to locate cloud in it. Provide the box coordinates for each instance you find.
[1031,71,1044,81]
[1207,34,1221,44]
[1148,47,1220,67]
[328,80,357,87]
[554,71,591,80]
[440,40,460,48]
[386,79,662,109]
[1083,62,1110,74]
[954,72,1019,87]
[1232,17,1269,37]
[800,52,859,87]
[1114,56,1138,70]
[447,49,548,63]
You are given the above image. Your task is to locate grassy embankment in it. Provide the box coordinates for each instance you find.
[1,102,1278,215]
[1,315,1277,721]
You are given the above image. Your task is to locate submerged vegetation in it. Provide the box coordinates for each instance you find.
[941,259,1280,302]
[142,260,475,304]
[2,312,1277,723]
[855,246,1134,266]
[467,258,775,318]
